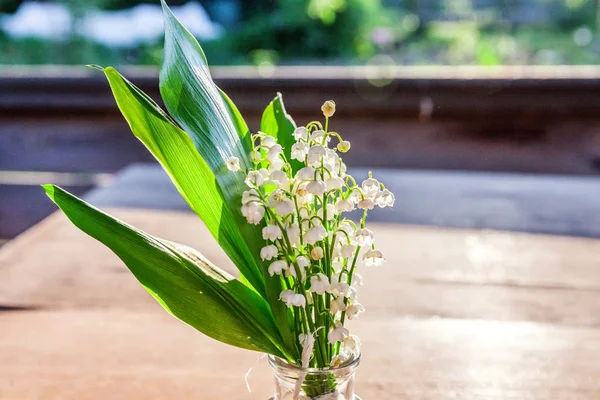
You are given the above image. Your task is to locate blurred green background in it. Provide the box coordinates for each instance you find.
[1,0,600,66]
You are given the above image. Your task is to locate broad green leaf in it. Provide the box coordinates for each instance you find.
[260,93,302,173]
[158,0,266,291]
[43,185,294,360]
[159,0,252,168]
[159,1,297,354]
[100,66,265,296]
[219,88,252,150]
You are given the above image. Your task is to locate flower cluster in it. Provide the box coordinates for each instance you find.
[227,100,394,368]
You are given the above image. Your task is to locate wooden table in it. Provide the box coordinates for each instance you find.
[1,208,600,399]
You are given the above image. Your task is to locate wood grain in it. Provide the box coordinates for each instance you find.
[1,209,600,398]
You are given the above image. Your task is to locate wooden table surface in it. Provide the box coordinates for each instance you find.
[1,208,600,399]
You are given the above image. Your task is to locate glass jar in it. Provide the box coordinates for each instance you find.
[268,353,362,400]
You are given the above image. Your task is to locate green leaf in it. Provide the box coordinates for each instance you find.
[159,0,252,168]
[100,66,266,296]
[260,93,302,173]
[218,87,252,150]
[157,0,267,292]
[43,185,294,360]
[158,1,297,355]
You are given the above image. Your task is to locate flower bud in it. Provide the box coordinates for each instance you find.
[310,246,324,260]
[337,140,351,153]
[321,100,336,118]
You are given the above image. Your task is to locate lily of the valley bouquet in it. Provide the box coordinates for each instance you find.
[44,2,394,399]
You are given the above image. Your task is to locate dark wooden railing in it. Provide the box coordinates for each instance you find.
[2,65,600,238]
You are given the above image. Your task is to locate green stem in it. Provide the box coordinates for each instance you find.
[340,245,361,326]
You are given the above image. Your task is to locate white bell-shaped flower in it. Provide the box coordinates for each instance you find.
[357,198,375,210]
[348,189,361,204]
[341,334,361,353]
[268,189,285,208]
[310,130,331,144]
[337,221,355,236]
[324,149,339,169]
[328,321,349,344]
[335,199,354,213]
[268,260,288,276]
[354,228,374,247]
[260,245,278,261]
[346,286,357,301]
[269,170,290,190]
[346,301,365,320]
[361,177,380,197]
[295,184,313,207]
[330,296,347,314]
[293,126,308,141]
[339,162,348,176]
[275,198,294,217]
[295,259,310,273]
[340,244,356,258]
[286,224,301,247]
[328,275,350,297]
[332,244,342,258]
[310,273,330,295]
[305,225,326,245]
[297,167,316,181]
[267,144,283,161]
[241,202,264,224]
[307,145,326,165]
[286,264,307,281]
[262,225,283,241]
[330,354,348,368]
[226,156,240,171]
[268,158,285,172]
[242,189,259,205]
[245,170,266,187]
[332,257,345,272]
[363,249,385,267]
[318,203,337,221]
[352,273,363,286]
[375,189,395,208]
[291,142,309,161]
[280,290,306,308]
[306,180,327,195]
[262,135,276,149]
[325,176,344,191]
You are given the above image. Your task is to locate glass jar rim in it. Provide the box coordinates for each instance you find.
[268,351,361,374]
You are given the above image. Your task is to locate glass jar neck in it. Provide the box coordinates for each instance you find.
[268,354,360,400]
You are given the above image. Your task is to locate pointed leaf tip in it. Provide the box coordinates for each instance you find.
[86,64,104,71]
[41,184,56,197]
[161,0,172,14]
